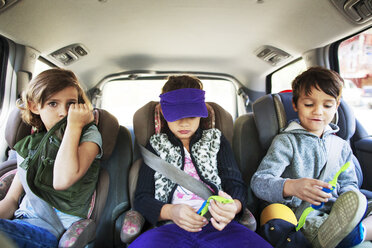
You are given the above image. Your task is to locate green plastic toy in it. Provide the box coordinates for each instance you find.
[197,195,234,216]
[296,161,351,231]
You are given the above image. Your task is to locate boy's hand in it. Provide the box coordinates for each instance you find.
[67,103,94,129]
[169,204,207,232]
[208,191,240,231]
[283,178,332,206]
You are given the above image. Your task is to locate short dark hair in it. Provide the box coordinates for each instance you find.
[292,66,343,106]
[161,75,203,94]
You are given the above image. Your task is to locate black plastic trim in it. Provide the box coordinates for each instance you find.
[0,35,9,111]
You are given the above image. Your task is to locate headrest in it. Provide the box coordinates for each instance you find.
[5,107,119,161]
[5,108,32,150]
[93,108,120,160]
[335,100,356,141]
[133,101,233,146]
[253,92,355,151]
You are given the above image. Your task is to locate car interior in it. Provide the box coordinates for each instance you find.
[0,0,371,247]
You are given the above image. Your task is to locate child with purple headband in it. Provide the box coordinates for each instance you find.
[131,75,271,247]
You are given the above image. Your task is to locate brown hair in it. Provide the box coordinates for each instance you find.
[292,66,343,106]
[160,75,205,131]
[161,75,203,94]
[17,68,92,130]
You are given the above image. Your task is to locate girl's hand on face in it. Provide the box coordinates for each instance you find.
[284,178,332,206]
[170,204,207,232]
[208,191,238,231]
[67,103,94,129]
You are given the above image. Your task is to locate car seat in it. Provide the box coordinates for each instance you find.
[120,101,255,245]
[93,111,133,248]
[233,91,372,223]
[0,107,131,248]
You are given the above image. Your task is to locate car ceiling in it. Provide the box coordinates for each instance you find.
[0,0,370,91]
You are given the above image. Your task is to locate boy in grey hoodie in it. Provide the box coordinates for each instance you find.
[251,67,372,248]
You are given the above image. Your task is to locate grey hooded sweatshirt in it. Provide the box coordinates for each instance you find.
[251,120,358,218]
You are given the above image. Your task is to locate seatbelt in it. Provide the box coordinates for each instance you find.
[18,167,66,238]
[139,145,213,200]
[318,134,345,182]
[296,134,347,231]
[139,145,256,230]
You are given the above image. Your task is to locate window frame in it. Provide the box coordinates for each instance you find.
[329,26,372,75]
[92,70,246,123]
[330,27,372,135]
[266,57,305,94]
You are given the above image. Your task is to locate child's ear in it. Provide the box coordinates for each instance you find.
[292,99,298,112]
[29,101,40,115]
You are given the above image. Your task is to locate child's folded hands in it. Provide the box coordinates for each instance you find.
[169,204,208,232]
[209,191,241,231]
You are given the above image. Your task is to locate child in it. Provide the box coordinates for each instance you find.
[251,67,372,248]
[131,75,271,247]
[0,68,103,247]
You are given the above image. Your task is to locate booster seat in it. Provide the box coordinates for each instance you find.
[233,91,372,223]
[121,101,255,245]
[0,107,122,248]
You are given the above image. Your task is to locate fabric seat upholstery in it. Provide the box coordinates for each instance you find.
[121,101,235,245]
[1,107,130,248]
[129,101,234,207]
[233,92,371,222]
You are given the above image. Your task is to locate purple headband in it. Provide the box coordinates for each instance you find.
[160,88,208,122]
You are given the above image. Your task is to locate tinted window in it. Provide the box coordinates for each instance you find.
[338,28,372,134]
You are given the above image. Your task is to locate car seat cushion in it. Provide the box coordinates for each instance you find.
[277,92,298,124]
[336,100,356,140]
[120,209,145,244]
[93,109,120,160]
[58,219,96,248]
[5,108,32,150]
[0,167,17,200]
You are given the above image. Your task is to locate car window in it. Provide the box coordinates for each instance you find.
[100,78,237,128]
[270,59,307,93]
[338,28,372,134]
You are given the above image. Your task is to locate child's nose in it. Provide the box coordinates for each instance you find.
[59,106,68,117]
[313,105,322,114]
[178,118,190,126]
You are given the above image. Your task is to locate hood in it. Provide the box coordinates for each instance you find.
[282,119,339,138]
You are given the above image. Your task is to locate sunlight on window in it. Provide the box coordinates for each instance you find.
[271,59,306,93]
[338,28,372,134]
[100,78,237,127]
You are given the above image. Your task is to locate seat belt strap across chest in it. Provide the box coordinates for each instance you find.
[319,134,345,182]
[139,145,213,200]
